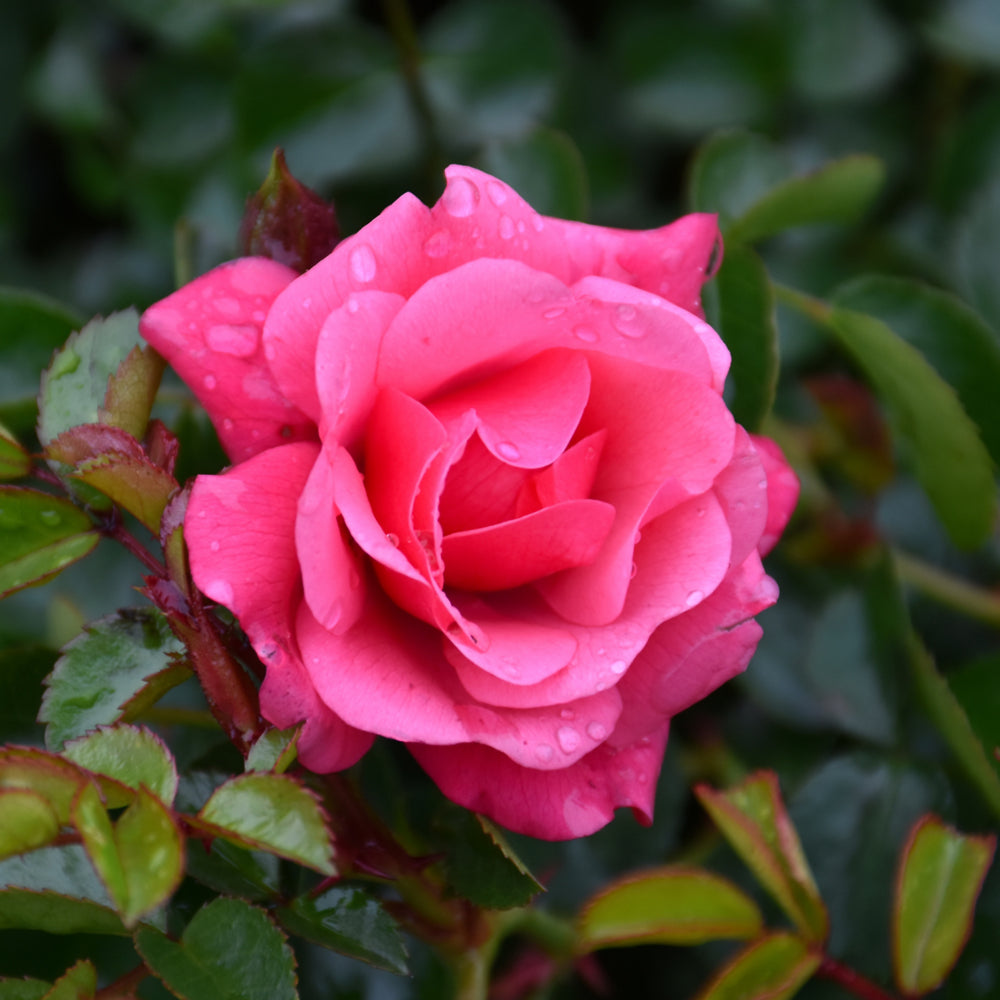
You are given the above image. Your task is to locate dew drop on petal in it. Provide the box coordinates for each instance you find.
[442,176,479,218]
[423,230,452,258]
[486,180,508,206]
[203,375,217,390]
[386,532,400,547]
[498,215,516,240]
[349,244,377,283]
[535,743,554,763]
[496,441,520,461]
[222,419,234,431]
[543,305,566,320]
[573,325,598,343]
[612,303,645,338]
[610,659,628,675]
[685,590,704,608]
[207,324,259,357]
[586,721,607,741]
[556,726,581,754]
[560,708,576,721]
[210,540,220,552]
[629,562,638,580]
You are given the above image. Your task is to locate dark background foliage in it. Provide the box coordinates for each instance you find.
[1,1,998,998]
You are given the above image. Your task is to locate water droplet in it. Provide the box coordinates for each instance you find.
[543,305,566,320]
[206,324,259,357]
[758,479,768,490]
[442,176,479,218]
[39,510,61,527]
[586,721,607,741]
[535,743,554,763]
[486,180,508,206]
[516,220,526,234]
[210,540,220,552]
[423,231,452,258]
[203,375,217,390]
[556,726,580,754]
[531,216,544,232]
[573,325,598,343]
[629,562,638,580]
[302,297,313,309]
[349,244,377,283]
[595,679,608,691]
[496,441,520,462]
[595,647,606,656]
[612,303,645,338]
[637,772,648,784]
[685,590,704,608]
[610,659,628,675]
[222,418,234,431]
[560,708,576,721]
[498,215,516,240]
[386,532,400,547]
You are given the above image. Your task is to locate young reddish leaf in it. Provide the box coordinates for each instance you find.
[578,865,763,950]
[695,772,828,942]
[893,815,996,997]
[72,452,178,534]
[245,726,301,774]
[0,424,30,480]
[694,931,821,1000]
[0,746,89,824]
[134,898,298,1000]
[45,424,145,466]
[276,887,409,975]
[192,772,334,876]
[42,960,96,1000]
[145,419,179,475]
[99,343,165,442]
[159,488,191,597]
[0,488,98,599]
[41,608,191,752]
[62,725,178,807]
[0,789,60,860]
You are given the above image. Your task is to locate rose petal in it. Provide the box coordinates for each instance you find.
[409,723,669,840]
[515,429,607,516]
[442,498,616,591]
[438,435,532,533]
[751,435,800,554]
[713,426,769,569]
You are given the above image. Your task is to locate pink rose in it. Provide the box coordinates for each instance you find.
[141,166,798,840]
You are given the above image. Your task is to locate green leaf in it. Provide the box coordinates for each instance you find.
[36,310,144,448]
[708,243,778,431]
[276,887,409,975]
[694,932,821,1000]
[578,865,763,950]
[72,782,183,928]
[73,454,178,534]
[827,306,996,549]
[245,726,300,774]
[0,789,60,860]
[0,424,31,481]
[894,817,996,996]
[477,127,589,221]
[62,724,178,807]
[832,275,1000,467]
[0,845,128,934]
[184,839,281,902]
[135,898,298,1000]
[41,608,190,751]
[948,653,1000,765]
[441,811,543,909]
[0,978,51,1000]
[195,773,334,875]
[0,746,88,824]
[695,771,828,943]
[0,488,98,600]
[42,960,96,1000]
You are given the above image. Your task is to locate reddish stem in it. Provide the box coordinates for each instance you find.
[95,963,148,999]
[817,956,902,1000]
[100,509,166,576]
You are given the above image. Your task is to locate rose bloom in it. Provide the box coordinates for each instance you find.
[141,166,798,840]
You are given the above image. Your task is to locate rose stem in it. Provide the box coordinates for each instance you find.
[816,956,901,1000]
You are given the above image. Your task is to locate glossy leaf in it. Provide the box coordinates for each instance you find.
[578,865,763,950]
[276,887,409,975]
[245,726,300,774]
[694,932,821,1000]
[135,898,298,1000]
[36,310,144,448]
[62,725,178,807]
[0,789,60,860]
[42,961,96,1000]
[184,839,282,902]
[41,608,190,751]
[695,772,828,943]
[0,746,88,824]
[828,307,996,549]
[0,845,127,934]
[441,811,543,909]
[894,816,996,996]
[833,275,1000,465]
[0,424,30,481]
[195,772,334,875]
[0,488,98,600]
[709,243,778,430]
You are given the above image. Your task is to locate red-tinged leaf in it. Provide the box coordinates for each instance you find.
[696,772,829,942]
[578,866,763,950]
[893,815,997,997]
[159,488,191,597]
[46,424,146,466]
[72,452,178,534]
[0,746,88,824]
[694,932,821,1000]
[193,772,334,875]
[62,725,178,807]
[0,789,60,860]
[0,488,98,599]
[99,343,165,442]
[0,424,31,480]
[42,960,96,1000]
[145,419,179,475]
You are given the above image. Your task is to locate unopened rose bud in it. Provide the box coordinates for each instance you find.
[238,149,340,272]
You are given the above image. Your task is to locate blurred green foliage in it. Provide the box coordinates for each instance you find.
[1,1,999,998]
